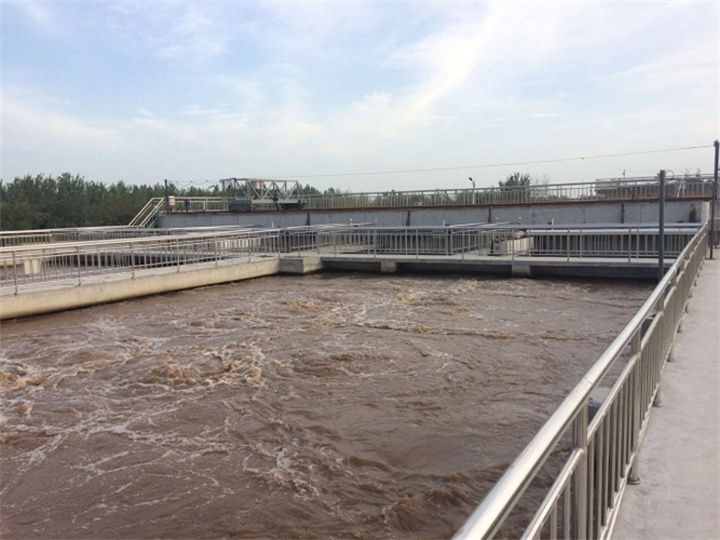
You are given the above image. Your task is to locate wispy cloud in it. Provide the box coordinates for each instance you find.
[104,2,234,62]
[1,2,716,188]
[10,1,62,35]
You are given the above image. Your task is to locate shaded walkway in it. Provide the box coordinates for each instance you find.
[612,257,719,539]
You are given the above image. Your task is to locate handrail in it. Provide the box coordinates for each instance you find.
[453,222,708,539]
[128,197,164,227]
[127,175,716,226]
[0,228,285,296]
[132,198,166,227]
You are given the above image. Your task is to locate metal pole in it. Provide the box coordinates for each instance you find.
[710,140,718,259]
[658,170,665,282]
[12,250,18,294]
[164,179,170,214]
[76,246,82,285]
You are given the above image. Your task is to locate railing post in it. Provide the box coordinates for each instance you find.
[629,330,642,485]
[658,170,666,282]
[130,243,136,278]
[12,250,19,294]
[567,228,571,262]
[76,246,82,285]
[573,405,589,539]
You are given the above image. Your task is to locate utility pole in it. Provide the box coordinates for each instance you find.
[711,141,718,259]
[658,170,665,283]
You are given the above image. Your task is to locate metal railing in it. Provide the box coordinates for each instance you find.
[0,229,282,294]
[2,223,701,295]
[128,175,716,227]
[453,223,708,539]
[299,223,698,260]
[0,226,177,247]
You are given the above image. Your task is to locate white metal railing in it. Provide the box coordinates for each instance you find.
[0,229,282,294]
[453,223,708,539]
[2,224,701,296]
[301,224,698,260]
[0,226,174,247]
[127,175,716,227]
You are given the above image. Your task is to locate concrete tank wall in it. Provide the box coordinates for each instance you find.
[159,200,708,229]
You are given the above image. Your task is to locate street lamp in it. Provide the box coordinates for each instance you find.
[469,177,475,204]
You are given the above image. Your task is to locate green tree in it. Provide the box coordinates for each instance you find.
[498,172,532,188]
[497,172,533,203]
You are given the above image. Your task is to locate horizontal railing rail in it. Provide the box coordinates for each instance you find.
[0,229,283,294]
[453,222,708,539]
[0,226,180,247]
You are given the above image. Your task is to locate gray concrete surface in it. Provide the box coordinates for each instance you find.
[612,256,719,539]
[159,200,707,229]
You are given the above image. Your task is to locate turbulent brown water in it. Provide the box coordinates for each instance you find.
[0,273,652,539]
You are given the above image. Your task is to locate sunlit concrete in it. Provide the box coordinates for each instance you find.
[0,258,281,320]
[611,257,719,539]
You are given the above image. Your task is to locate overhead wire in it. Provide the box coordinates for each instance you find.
[164,144,711,185]
[263,144,712,180]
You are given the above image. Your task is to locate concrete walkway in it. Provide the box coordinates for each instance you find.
[612,256,719,539]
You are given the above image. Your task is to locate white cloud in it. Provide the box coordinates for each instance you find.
[3,91,130,155]
[600,38,718,93]
[105,2,232,62]
[11,1,62,35]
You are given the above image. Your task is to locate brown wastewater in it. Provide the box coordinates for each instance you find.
[0,273,653,539]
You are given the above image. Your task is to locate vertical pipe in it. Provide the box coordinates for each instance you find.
[711,140,718,258]
[658,170,666,282]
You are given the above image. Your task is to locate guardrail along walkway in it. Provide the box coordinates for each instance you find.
[611,257,719,539]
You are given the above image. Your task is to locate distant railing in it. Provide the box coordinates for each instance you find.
[128,175,716,227]
[302,224,699,260]
[0,227,174,247]
[453,223,708,539]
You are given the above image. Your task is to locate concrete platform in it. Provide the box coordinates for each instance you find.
[320,253,672,280]
[611,257,719,539]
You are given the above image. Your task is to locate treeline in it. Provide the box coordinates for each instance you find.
[0,172,536,231]
[0,173,330,231]
[0,174,225,231]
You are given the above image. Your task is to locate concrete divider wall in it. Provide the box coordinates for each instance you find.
[1,259,281,320]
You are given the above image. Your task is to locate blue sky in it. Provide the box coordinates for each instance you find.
[2,1,718,192]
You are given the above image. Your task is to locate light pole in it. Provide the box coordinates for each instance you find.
[469,177,475,205]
